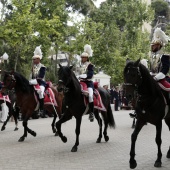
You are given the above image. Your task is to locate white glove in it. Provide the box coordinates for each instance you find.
[79,74,87,79]
[29,79,38,85]
[154,72,165,81]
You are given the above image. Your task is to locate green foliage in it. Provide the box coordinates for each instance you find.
[151,0,170,26]
[0,0,155,85]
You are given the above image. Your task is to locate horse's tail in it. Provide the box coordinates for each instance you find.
[107,103,116,128]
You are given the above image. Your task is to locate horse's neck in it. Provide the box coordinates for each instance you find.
[65,79,82,100]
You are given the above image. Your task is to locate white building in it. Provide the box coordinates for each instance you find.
[92,71,111,89]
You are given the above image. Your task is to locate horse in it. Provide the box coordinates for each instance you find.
[1,89,20,131]
[3,71,63,142]
[123,59,170,169]
[56,64,116,152]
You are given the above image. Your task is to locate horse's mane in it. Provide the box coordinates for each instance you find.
[4,72,33,93]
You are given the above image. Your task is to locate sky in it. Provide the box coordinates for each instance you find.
[94,0,106,7]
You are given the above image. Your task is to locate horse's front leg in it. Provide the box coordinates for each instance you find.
[56,112,72,143]
[1,114,11,131]
[71,116,82,152]
[18,119,28,142]
[18,115,36,142]
[13,107,20,131]
[154,121,162,167]
[129,119,145,169]
[95,110,103,143]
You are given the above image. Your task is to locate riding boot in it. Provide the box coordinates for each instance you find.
[39,98,46,118]
[89,102,94,122]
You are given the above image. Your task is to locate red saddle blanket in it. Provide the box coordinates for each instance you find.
[0,92,11,103]
[33,85,57,107]
[158,78,170,91]
[80,82,106,111]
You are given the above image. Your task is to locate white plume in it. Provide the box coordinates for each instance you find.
[84,44,93,57]
[152,27,170,46]
[33,45,43,59]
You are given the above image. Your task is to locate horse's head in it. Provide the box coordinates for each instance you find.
[57,64,74,93]
[3,71,16,90]
[124,59,142,86]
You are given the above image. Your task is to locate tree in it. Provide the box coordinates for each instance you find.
[151,0,170,26]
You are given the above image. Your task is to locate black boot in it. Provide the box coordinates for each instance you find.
[89,102,94,122]
[39,98,46,118]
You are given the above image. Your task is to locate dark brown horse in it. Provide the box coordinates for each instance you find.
[56,65,116,152]
[3,71,63,142]
[124,59,170,169]
[1,89,20,131]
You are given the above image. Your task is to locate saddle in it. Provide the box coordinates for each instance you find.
[33,84,57,107]
[80,81,106,111]
[158,77,170,91]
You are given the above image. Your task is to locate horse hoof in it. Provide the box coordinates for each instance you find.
[18,137,25,142]
[71,146,77,152]
[104,136,109,142]
[129,160,137,169]
[55,131,59,136]
[61,136,67,143]
[1,126,5,131]
[32,131,36,137]
[96,138,101,143]
[52,129,56,133]
[14,127,19,131]
[154,161,162,167]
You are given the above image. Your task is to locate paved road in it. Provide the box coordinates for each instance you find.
[0,106,170,170]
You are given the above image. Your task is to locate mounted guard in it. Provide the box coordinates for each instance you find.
[79,44,95,122]
[151,27,170,91]
[29,45,47,118]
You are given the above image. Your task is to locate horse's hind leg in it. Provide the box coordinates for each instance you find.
[94,110,103,143]
[164,118,170,158]
[71,116,82,152]
[101,111,109,142]
[129,119,145,169]
[154,121,162,167]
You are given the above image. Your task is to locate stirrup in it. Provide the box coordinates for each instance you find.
[129,113,136,118]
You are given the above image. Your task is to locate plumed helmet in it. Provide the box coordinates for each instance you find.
[81,44,93,58]
[151,27,170,47]
[32,45,43,59]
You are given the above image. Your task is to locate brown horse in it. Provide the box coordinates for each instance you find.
[3,71,63,142]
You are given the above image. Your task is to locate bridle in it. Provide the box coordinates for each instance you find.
[57,79,69,93]
[4,74,16,90]
[125,66,142,87]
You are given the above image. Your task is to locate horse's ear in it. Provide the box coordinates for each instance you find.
[69,65,74,70]
[134,58,141,66]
